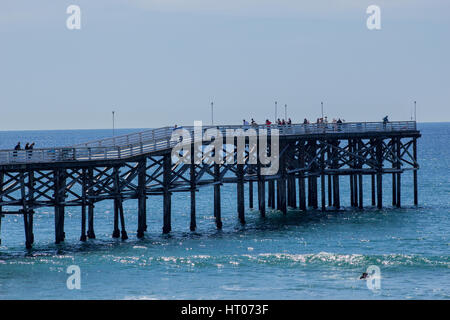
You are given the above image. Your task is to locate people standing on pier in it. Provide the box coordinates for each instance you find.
[13,142,21,158]
[25,143,31,160]
[383,116,389,129]
[337,118,343,131]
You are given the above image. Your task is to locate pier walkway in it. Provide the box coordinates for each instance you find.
[0,121,421,248]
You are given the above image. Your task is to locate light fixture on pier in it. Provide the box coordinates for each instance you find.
[112,111,115,136]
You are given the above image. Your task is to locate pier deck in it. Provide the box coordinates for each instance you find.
[0,121,421,248]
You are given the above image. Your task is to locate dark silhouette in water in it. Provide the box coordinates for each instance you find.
[360,272,369,279]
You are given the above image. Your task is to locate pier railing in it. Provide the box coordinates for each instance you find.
[0,121,416,165]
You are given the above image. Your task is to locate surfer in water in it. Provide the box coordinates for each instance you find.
[360,272,369,280]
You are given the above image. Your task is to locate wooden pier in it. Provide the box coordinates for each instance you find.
[0,121,420,248]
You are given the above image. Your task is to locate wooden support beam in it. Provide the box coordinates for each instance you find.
[277,179,282,210]
[0,171,3,245]
[321,173,326,211]
[80,169,87,241]
[20,171,32,249]
[392,138,397,207]
[118,196,128,240]
[321,147,326,211]
[249,181,253,209]
[312,176,318,209]
[333,175,340,209]
[287,175,292,208]
[307,177,312,208]
[54,169,66,244]
[358,140,363,209]
[298,141,307,211]
[27,170,35,245]
[371,174,376,206]
[268,180,275,209]
[349,140,354,207]
[289,175,296,208]
[87,168,96,239]
[258,179,266,217]
[327,146,332,207]
[137,159,147,238]
[213,162,222,229]
[396,138,401,208]
[257,142,266,217]
[163,154,172,234]
[237,163,245,224]
[413,138,418,206]
[279,147,287,214]
[190,146,196,231]
[112,167,120,238]
[298,174,306,211]
[376,140,383,209]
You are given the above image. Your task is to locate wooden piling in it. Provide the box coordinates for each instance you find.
[258,179,266,217]
[80,169,87,242]
[321,174,326,211]
[268,180,275,209]
[249,181,253,209]
[392,139,397,206]
[20,171,32,249]
[327,146,332,207]
[237,163,245,224]
[0,172,3,245]
[413,138,418,206]
[214,162,222,229]
[298,141,307,211]
[112,167,121,238]
[371,174,376,206]
[163,154,172,234]
[279,147,287,214]
[358,141,363,209]
[190,145,196,231]
[288,175,296,208]
[27,170,35,244]
[349,140,355,207]
[376,140,383,209]
[137,159,147,238]
[54,169,65,244]
[87,168,96,239]
[118,197,128,240]
[396,138,401,208]
[298,173,306,211]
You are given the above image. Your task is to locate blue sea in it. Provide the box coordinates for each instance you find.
[0,123,449,299]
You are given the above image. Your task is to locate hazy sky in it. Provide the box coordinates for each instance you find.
[1,0,449,130]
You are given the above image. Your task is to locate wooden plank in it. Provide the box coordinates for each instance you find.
[87,167,96,239]
[413,138,418,205]
[163,154,172,233]
[137,159,146,238]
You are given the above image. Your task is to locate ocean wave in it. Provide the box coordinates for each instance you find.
[106,252,449,269]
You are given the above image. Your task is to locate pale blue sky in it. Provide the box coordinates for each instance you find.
[0,0,449,130]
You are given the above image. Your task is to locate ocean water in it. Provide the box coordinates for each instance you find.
[0,123,448,300]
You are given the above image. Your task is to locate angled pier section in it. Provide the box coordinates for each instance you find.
[0,121,421,248]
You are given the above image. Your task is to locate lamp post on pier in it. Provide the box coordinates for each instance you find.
[321,102,324,119]
[275,101,278,122]
[112,111,115,136]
